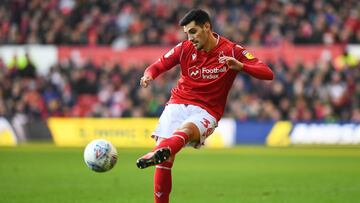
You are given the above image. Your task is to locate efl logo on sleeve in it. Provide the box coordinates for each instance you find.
[242,50,254,59]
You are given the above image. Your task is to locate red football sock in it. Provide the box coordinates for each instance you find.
[154,161,173,203]
[155,131,189,156]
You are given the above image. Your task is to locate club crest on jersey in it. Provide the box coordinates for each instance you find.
[188,66,201,80]
[218,51,225,63]
[242,50,254,59]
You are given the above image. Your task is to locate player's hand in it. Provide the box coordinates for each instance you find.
[219,56,243,71]
[140,75,153,88]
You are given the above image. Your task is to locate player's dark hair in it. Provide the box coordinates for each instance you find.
[179,9,212,29]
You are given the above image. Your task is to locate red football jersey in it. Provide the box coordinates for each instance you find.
[145,34,274,121]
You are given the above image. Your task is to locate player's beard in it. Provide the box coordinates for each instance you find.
[194,42,202,50]
[192,39,204,50]
[193,31,208,50]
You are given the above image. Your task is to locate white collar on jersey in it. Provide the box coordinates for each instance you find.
[213,32,220,46]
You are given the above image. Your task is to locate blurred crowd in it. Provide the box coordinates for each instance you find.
[1,0,360,46]
[1,0,360,124]
[1,52,360,123]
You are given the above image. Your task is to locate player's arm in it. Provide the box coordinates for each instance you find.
[140,43,183,88]
[220,45,274,80]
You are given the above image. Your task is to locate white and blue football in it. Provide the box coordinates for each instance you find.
[84,139,118,172]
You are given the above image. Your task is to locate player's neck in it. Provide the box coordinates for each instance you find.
[202,32,218,53]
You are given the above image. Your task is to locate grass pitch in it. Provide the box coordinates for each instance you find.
[0,144,359,203]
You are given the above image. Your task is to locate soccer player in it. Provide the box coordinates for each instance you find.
[136,9,274,203]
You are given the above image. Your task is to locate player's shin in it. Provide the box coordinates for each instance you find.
[137,131,189,169]
[154,161,173,203]
[155,131,189,156]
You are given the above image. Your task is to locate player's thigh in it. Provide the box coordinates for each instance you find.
[154,104,187,138]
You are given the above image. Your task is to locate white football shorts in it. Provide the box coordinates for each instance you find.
[152,104,218,148]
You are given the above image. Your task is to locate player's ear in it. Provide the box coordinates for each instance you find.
[204,22,211,32]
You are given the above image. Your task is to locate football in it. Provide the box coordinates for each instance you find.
[83,139,118,172]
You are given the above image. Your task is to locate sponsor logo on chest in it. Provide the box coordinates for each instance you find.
[188,66,227,80]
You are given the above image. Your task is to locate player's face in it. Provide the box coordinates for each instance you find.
[183,21,210,50]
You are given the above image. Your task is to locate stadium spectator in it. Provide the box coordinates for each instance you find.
[1,0,360,46]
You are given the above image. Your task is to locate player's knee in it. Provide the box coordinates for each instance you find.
[177,123,200,142]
